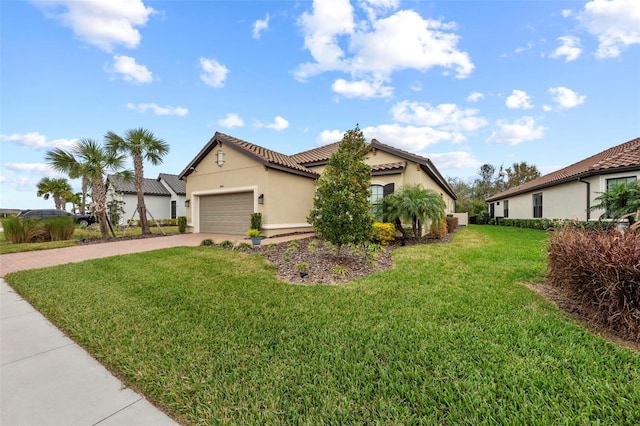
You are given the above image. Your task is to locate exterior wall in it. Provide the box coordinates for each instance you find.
[489,169,639,221]
[106,189,171,225]
[158,179,186,219]
[184,144,315,237]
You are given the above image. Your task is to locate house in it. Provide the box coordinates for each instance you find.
[486,137,640,221]
[178,132,457,237]
[106,173,186,224]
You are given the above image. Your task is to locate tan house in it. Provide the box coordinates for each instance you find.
[486,136,640,221]
[178,132,456,237]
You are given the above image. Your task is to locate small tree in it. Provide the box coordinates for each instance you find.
[591,180,640,226]
[307,126,372,253]
[36,177,73,210]
[383,184,446,241]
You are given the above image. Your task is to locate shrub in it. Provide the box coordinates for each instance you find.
[246,229,262,237]
[43,216,75,241]
[446,216,459,233]
[428,218,447,240]
[1,217,44,244]
[250,213,262,231]
[235,242,253,251]
[200,238,214,247]
[547,229,640,342]
[219,240,234,249]
[177,216,187,233]
[371,222,396,245]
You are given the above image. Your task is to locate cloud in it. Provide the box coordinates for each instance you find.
[218,113,245,128]
[199,57,229,88]
[427,151,482,169]
[486,116,546,145]
[561,9,573,18]
[548,86,586,109]
[331,78,393,98]
[549,35,582,62]
[296,1,473,96]
[578,0,640,58]
[316,129,344,145]
[467,91,484,102]
[505,90,533,109]
[3,162,56,174]
[361,124,458,151]
[0,132,77,150]
[253,14,270,39]
[109,55,153,84]
[31,0,155,52]
[266,116,289,131]
[391,101,487,132]
[126,103,188,116]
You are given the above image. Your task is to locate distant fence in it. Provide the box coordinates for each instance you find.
[452,212,468,226]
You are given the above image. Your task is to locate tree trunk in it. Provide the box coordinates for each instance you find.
[134,155,151,235]
[80,176,88,214]
[92,178,110,240]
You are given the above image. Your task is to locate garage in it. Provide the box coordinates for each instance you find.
[199,192,253,234]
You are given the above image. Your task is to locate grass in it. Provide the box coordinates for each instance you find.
[0,225,181,254]
[5,226,640,425]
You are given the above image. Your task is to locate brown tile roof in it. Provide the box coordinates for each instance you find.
[371,162,406,175]
[486,136,640,202]
[290,142,341,165]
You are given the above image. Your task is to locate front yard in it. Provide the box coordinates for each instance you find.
[5,226,640,425]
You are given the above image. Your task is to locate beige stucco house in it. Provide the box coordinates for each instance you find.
[178,132,457,237]
[486,137,640,221]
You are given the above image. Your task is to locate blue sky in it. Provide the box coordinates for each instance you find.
[1,0,639,210]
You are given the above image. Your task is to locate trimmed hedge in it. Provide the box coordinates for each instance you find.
[547,228,640,342]
[499,218,618,231]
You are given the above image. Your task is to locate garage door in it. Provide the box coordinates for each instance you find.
[199,192,253,235]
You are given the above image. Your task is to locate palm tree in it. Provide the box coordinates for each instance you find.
[591,180,640,226]
[36,177,72,210]
[45,148,92,214]
[46,138,128,240]
[383,184,446,241]
[105,128,169,235]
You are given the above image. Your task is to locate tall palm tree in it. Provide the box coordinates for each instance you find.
[383,184,446,241]
[105,128,169,235]
[46,138,128,240]
[45,147,93,214]
[36,177,72,210]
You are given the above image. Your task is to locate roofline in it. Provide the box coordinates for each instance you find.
[486,165,640,201]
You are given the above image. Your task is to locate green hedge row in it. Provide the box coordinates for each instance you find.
[496,218,618,231]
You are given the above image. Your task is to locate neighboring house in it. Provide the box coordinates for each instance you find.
[106,174,186,224]
[178,131,457,237]
[486,137,640,221]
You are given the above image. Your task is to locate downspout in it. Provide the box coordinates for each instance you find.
[579,178,590,221]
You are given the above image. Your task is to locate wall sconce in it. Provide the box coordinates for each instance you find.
[258,194,264,204]
[216,150,225,167]
[185,199,190,207]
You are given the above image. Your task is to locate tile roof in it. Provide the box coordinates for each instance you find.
[290,142,341,165]
[107,175,171,196]
[371,162,406,175]
[158,173,186,195]
[486,136,640,201]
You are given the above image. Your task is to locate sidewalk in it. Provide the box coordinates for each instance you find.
[1,232,313,425]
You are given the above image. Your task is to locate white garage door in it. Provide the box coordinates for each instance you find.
[199,192,253,235]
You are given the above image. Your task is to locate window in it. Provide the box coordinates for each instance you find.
[607,176,637,191]
[503,200,509,218]
[489,202,495,219]
[171,200,177,219]
[533,193,543,218]
[369,185,384,221]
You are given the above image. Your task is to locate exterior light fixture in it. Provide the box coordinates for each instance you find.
[216,150,225,167]
[185,199,190,207]
[258,194,264,204]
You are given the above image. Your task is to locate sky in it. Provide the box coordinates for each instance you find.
[1,0,639,210]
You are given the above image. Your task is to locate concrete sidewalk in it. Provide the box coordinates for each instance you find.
[0,232,313,425]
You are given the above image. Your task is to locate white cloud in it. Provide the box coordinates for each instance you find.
[266,116,289,131]
[506,89,533,109]
[427,151,482,169]
[0,132,77,150]
[4,163,56,174]
[362,124,457,151]
[218,113,245,128]
[109,55,153,84]
[486,116,546,145]
[331,78,393,98]
[578,0,640,58]
[543,105,553,112]
[549,35,582,62]
[467,91,484,102]
[561,9,573,18]
[548,86,586,109]
[199,57,229,88]
[253,14,270,40]
[296,1,474,95]
[31,0,155,52]
[409,80,422,92]
[126,103,188,116]
[316,130,344,145]
[391,101,487,132]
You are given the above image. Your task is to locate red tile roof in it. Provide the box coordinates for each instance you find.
[486,136,640,202]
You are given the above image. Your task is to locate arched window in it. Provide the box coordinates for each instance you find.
[370,185,384,221]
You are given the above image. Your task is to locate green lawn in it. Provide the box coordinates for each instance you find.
[6,226,639,425]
